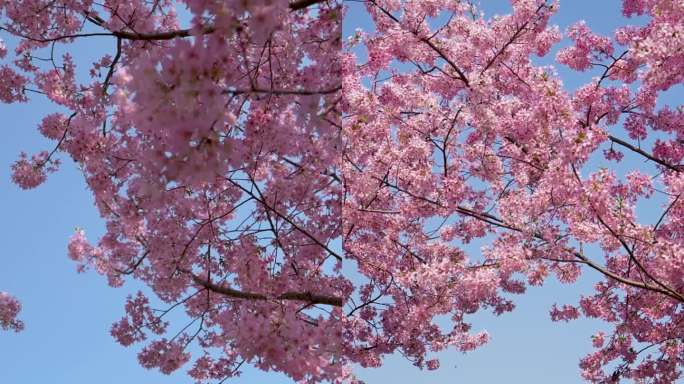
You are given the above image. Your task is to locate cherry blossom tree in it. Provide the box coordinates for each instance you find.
[346,0,684,382]
[2,0,346,381]
[2,0,684,383]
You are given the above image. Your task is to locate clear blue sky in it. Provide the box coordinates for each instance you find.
[0,1,677,383]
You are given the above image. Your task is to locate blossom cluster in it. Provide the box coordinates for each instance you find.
[0,292,23,332]
[1,0,684,383]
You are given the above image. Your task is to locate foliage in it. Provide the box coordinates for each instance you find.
[1,0,684,382]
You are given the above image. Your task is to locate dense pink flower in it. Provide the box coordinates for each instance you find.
[557,21,614,71]
[38,113,68,140]
[426,359,440,370]
[2,0,684,382]
[0,65,27,103]
[10,151,58,190]
[0,292,23,332]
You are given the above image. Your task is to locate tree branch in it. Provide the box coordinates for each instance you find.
[289,0,328,10]
[188,273,343,306]
[608,135,683,172]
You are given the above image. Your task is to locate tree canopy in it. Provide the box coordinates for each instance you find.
[2,0,684,382]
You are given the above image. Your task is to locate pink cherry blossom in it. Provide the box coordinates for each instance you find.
[10,151,58,190]
[1,0,684,382]
[346,0,684,382]
[0,292,23,332]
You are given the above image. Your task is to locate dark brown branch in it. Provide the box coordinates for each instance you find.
[608,135,683,172]
[570,251,684,302]
[289,0,327,10]
[111,26,214,41]
[225,85,341,96]
[189,273,343,306]
[654,194,680,232]
[419,37,470,87]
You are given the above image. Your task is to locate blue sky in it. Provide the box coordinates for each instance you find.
[0,1,677,383]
